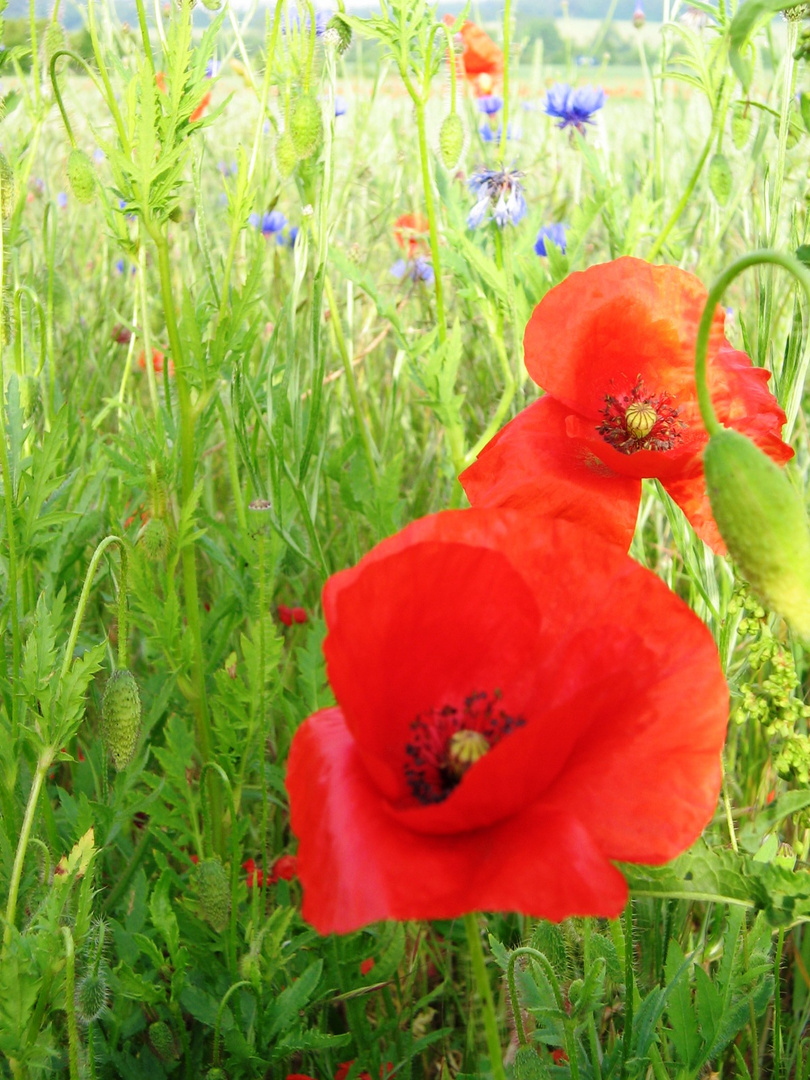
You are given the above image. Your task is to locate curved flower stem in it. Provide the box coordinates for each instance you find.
[3,752,53,951]
[695,249,810,438]
[463,913,507,1080]
[506,945,567,1049]
[213,981,252,1066]
[62,536,129,681]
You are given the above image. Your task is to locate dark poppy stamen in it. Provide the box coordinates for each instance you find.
[404,690,526,805]
[597,375,686,454]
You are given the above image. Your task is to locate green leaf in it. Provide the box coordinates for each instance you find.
[664,942,701,1068]
[268,958,323,1038]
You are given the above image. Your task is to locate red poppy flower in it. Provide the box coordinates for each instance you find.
[279,604,308,626]
[460,258,792,553]
[155,71,167,94]
[286,1075,318,1080]
[394,213,429,257]
[243,857,264,888]
[286,508,728,934]
[360,957,375,976]
[138,348,174,377]
[453,21,503,91]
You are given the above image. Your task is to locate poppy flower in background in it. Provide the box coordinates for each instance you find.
[460,258,792,552]
[286,508,729,934]
[278,604,308,626]
[447,20,503,95]
[393,213,429,257]
[138,348,175,377]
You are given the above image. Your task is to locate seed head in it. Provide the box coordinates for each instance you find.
[196,857,230,932]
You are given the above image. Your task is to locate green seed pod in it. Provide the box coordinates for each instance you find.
[66,148,96,205]
[75,964,110,1023]
[708,153,732,205]
[101,669,142,770]
[289,94,323,160]
[0,152,15,218]
[137,517,169,562]
[275,131,298,178]
[439,113,464,170]
[704,428,810,638]
[325,13,352,54]
[149,1021,179,1062]
[196,857,230,932]
[513,1046,546,1080]
[731,102,753,149]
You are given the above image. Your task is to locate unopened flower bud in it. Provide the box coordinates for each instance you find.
[732,102,753,149]
[708,153,732,205]
[275,131,298,178]
[75,966,110,1023]
[137,517,169,562]
[66,148,96,204]
[101,669,142,770]
[196,857,230,932]
[325,13,352,53]
[289,94,323,160]
[633,1,645,28]
[149,1021,179,1062]
[704,428,810,638]
[513,1046,545,1080]
[439,113,464,169]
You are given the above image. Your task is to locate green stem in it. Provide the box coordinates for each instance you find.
[62,536,128,682]
[498,0,512,163]
[774,927,785,1079]
[212,981,252,1066]
[29,0,40,110]
[62,927,80,1080]
[694,250,810,438]
[101,824,151,914]
[620,901,635,1080]
[323,275,377,483]
[412,96,447,344]
[463,913,507,1080]
[3,753,53,949]
[199,762,239,973]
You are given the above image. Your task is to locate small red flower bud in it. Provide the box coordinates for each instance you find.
[360,958,375,976]
[278,604,294,626]
[291,606,308,624]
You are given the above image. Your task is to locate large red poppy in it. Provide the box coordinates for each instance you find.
[286,509,728,934]
[460,258,792,552]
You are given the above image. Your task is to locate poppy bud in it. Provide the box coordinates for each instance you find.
[206,1071,228,1080]
[149,1021,179,1061]
[567,978,584,1006]
[703,428,810,639]
[439,113,464,169]
[513,1046,545,1080]
[137,517,169,562]
[66,148,96,205]
[196,857,230,932]
[101,669,142,770]
[732,102,753,149]
[200,0,222,8]
[275,131,298,178]
[0,152,15,218]
[325,13,352,53]
[75,966,110,1022]
[708,153,732,205]
[289,94,323,160]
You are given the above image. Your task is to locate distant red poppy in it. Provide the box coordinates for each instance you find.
[286,508,728,934]
[155,71,167,94]
[278,604,307,626]
[243,857,264,888]
[335,1063,392,1080]
[286,1075,317,1080]
[190,90,212,123]
[138,348,174,377]
[270,854,298,883]
[461,258,792,553]
[394,213,429,257]
[360,958,375,976]
[459,21,503,94]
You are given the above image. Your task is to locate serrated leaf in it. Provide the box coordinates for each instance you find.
[268,959,323,1038]
[664,942,701,1068]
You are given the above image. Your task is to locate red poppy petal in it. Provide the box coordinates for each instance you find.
[524,258,726,420]
[287,708,628,934]
[323,539,542,804]
[460,21,504,77]
[710,345,793,464]
[460,396,641,549]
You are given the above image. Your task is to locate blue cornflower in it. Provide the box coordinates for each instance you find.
[249,212,260,228]
[114,258,124,274]
[467,168,526,230]
[544,83,605,132]
[93,147,105,163]
[56,191,67,208]
[390,257,434,284]
[261,210,287,236]
[206,59,220,78]
[218,160,238,176]
[534,223,568,256]
[286,226,300,247]
[480,121,516,143]
[335,95,347,117]
[477,94,503,115]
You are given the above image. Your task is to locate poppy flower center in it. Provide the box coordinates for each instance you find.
[597,376,685,454]
[404,690,525,805]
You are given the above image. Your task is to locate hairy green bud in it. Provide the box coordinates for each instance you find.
[325,13,352,53]
[101,669,142,770]
[67,148,96,205]
[75,965,110,1023]
[704,429,810,638]
[149,1020,179,1061]
[708,153,732,205]
[275,132,298,178]
[206,1070,228,1080]
[0,152,15,219]
[439,113,464,169]
[289,94,323,160]
[137,517,169,562]
[513,1046,546,1080]
[731,103,753,149]
[196,858,230,932]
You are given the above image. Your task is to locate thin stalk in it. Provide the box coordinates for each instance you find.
[138,241,163,436]
[774,927,785,1079]
[29,0,41,110]
[213,982,252,1066]
[3,753,53,949]
[620,901,635,1080]
[323,275,377,482]
[62,536,128,682]
[498,0,513,163]
[412,96,447,344]
[463,913,507,1080]
[62,927,80,1080]
[101,824,151,913]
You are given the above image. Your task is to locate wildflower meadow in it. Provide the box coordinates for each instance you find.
[3,0,810,1075]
